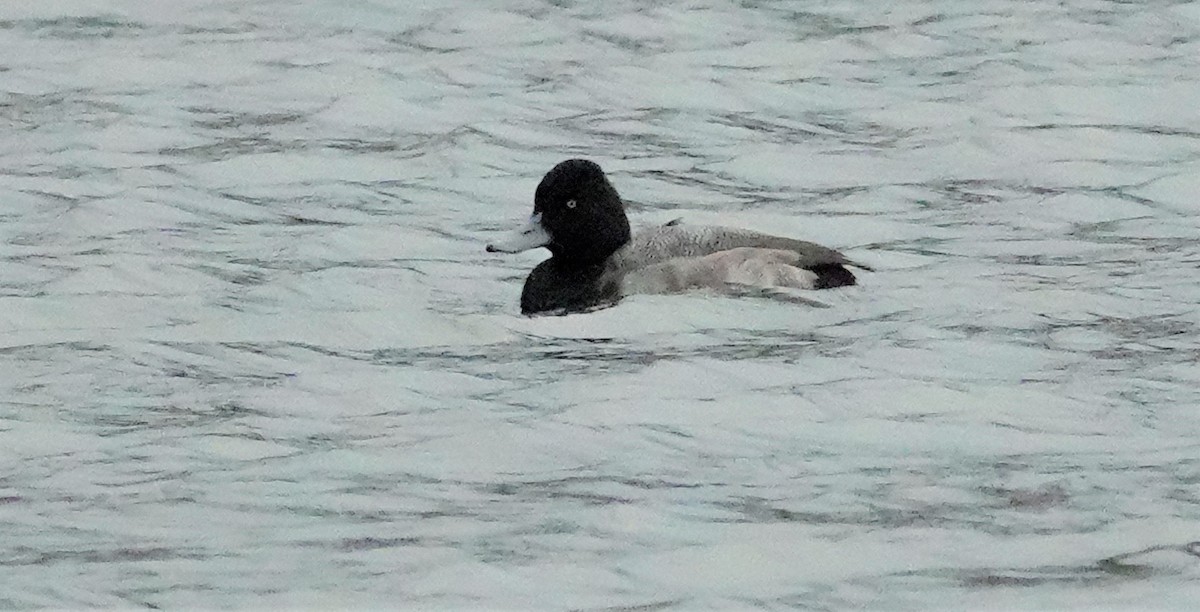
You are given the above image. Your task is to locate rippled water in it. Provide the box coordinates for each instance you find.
[3,0,1200,608]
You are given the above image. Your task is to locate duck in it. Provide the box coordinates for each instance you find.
[487,159,870,315]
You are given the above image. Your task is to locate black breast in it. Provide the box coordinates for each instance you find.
[520,259,622,315]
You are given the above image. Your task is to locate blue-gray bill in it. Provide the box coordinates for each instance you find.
[486,213,550,253]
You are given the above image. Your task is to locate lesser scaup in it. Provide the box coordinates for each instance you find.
[487,159,871,315]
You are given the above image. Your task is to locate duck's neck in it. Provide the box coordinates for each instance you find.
[549,235,630,269]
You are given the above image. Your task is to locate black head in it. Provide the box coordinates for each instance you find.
[532,159,632,266]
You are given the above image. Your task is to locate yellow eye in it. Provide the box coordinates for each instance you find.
[565,199,577,209]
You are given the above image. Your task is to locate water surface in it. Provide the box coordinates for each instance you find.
[3,0,1200,608]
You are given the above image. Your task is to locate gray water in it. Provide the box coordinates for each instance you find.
[3,0,1200,608]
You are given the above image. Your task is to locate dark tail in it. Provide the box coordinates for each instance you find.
[808,263,857,289]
